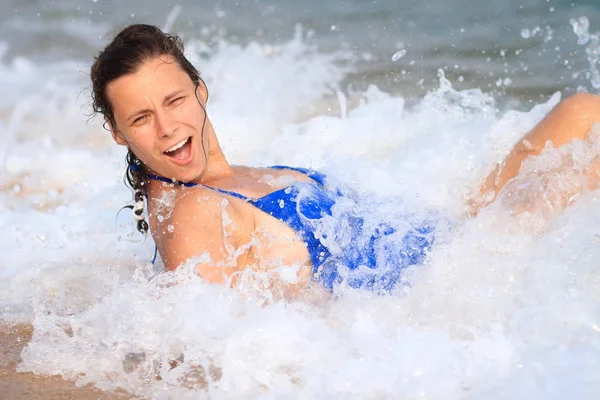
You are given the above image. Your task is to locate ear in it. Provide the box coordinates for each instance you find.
[107,118,127,146]
[195,79,209,105]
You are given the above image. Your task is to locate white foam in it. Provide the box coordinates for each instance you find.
[2,27,600,400]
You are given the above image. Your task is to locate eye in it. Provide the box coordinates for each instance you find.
[171,96,185,105]
[132,115,148,125]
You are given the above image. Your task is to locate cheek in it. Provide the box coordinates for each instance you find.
[125,132,158,158]
[181,102,205,128]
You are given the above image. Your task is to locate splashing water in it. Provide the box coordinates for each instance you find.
[571,16,600,90]
[2,14,600,400]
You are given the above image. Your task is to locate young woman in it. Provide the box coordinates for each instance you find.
[91,24,600,296]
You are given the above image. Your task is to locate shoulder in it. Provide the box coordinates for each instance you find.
[172,186,230,223]
[153,186,253,272]
[169,185,256,238]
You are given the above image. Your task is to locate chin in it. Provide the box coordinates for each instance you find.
[177,167,205,183]
[153,159,205,184]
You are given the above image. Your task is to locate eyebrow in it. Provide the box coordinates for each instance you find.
[126,89,187,122]
[164,89,186,103]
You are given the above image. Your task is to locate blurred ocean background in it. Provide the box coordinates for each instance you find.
[2,0,600,103]
[3,1,600,399]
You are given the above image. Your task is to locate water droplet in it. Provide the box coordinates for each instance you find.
[168,225,174,233]
[570,17,590,45]
[391,49,406,62]
[521,28,531,39]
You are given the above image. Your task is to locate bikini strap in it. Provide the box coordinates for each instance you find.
[146,173,199,188]
[199,185,248,201]
[146,173,249,201]
[145,165,324,201]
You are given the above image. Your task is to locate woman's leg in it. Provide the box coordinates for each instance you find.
[476,93,600,210]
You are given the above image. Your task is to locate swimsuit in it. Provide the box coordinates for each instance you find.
[147,166,435,292]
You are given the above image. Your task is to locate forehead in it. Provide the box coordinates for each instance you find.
[107,55,192,115]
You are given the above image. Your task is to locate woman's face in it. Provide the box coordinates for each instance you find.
[107,54,209,182]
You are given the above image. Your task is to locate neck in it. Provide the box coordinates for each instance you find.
[197,145,234,184]
[192,127,234,185]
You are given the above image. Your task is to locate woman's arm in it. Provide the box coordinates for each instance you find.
[155,187,323,301]
[157,190,316,300]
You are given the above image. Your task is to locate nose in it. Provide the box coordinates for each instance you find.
[155,108,177,139]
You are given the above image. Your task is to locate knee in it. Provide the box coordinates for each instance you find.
[557,93,600,121]
[544,93,600,143]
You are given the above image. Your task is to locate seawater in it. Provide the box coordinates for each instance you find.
[2,1,600,399]
[2,0,600,99]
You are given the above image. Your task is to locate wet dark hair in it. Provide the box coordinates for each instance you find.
[90,24,207,235]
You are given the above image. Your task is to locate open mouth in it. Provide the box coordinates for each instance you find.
[164,137,192,162]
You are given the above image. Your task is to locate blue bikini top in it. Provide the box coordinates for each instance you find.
[147,165,336,271]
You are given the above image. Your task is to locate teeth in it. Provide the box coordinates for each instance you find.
[165,138,189,153]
